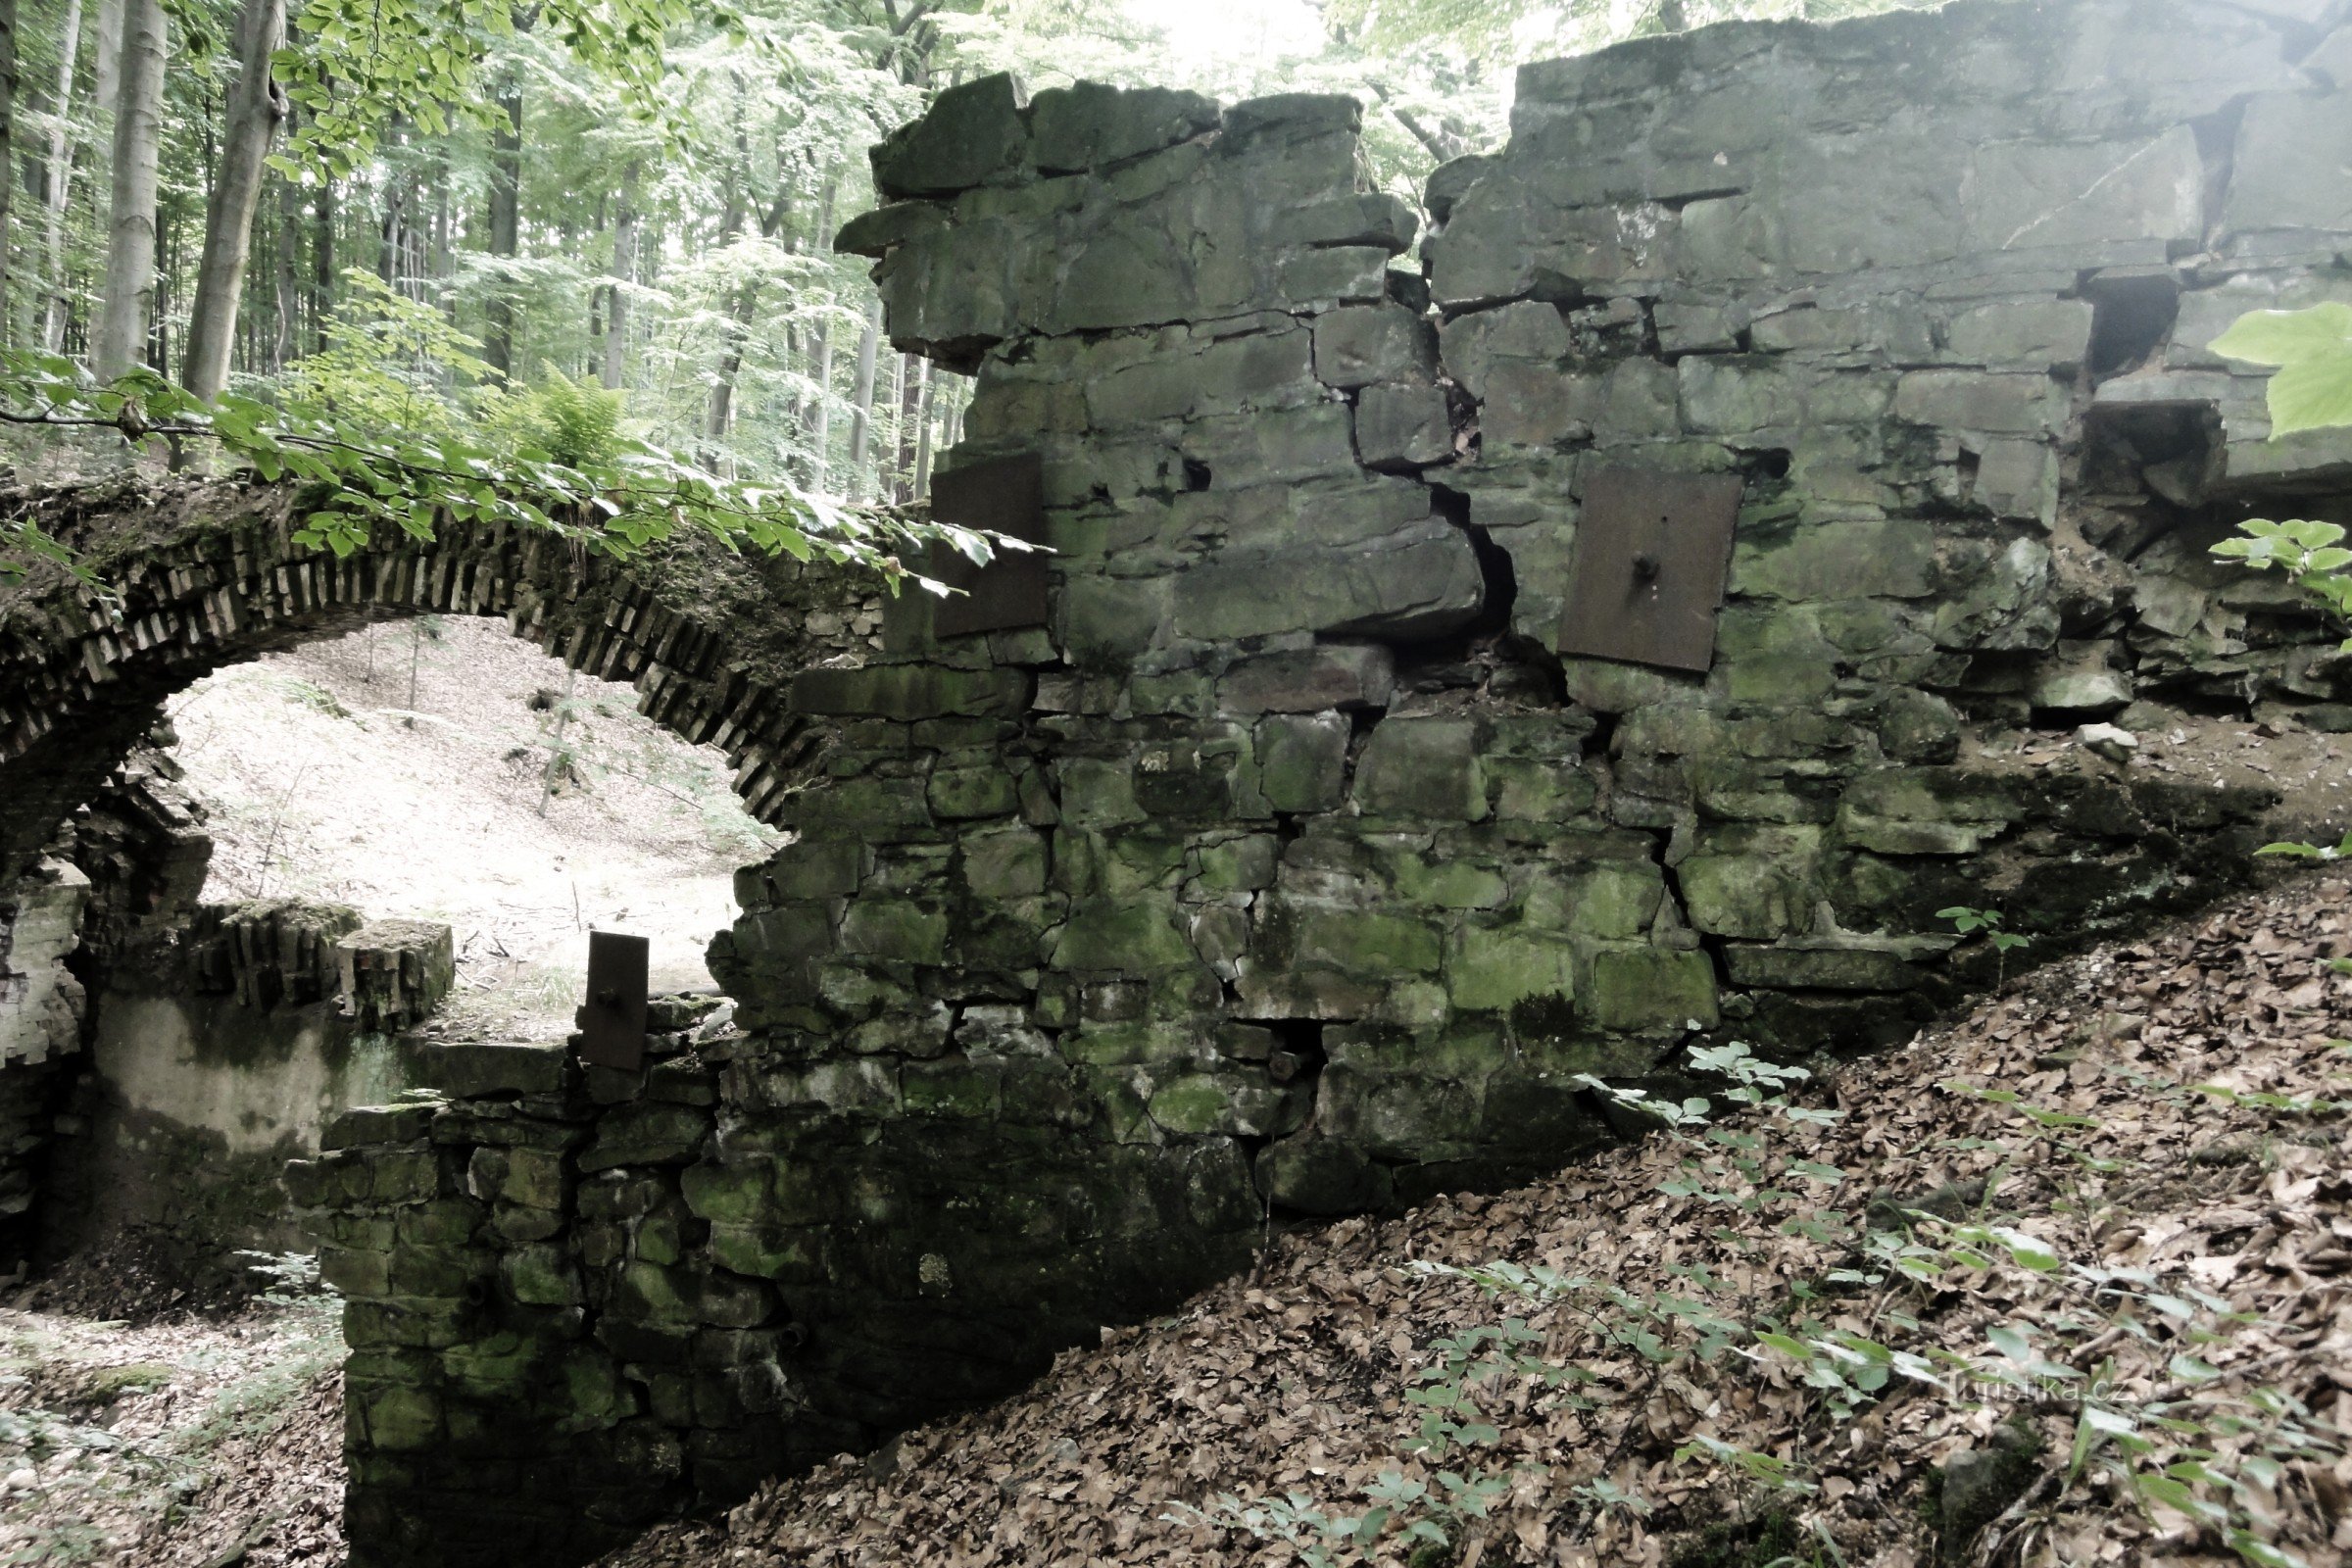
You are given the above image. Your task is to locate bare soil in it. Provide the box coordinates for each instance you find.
[166,613,782,1040]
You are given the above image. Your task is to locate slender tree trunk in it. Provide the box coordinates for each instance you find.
[182,0,286,399]
[809,306,835,491]
[33,0,73,347]
[483,84,521,378]
[603,160,634,390]
[846,294,879,502]
[911,358,935,500]
[312,175,331,356]
[803,176,839,486]
[0,0,20,342]
[92,0,163,377]
[270,145,298,370]
[894,353,922,502]
[90,0,122,123]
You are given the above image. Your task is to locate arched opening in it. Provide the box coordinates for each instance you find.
[29,613,790,1291]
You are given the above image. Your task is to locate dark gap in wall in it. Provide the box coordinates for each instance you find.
[1181,458,1212,492]
[1955,447,1984,508]
[2083,273,2182,380]
[2081,402,2219,507]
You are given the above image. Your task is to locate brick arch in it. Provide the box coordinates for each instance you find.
[0,475,876,876]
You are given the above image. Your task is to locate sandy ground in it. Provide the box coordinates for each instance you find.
[166,614,783,1041]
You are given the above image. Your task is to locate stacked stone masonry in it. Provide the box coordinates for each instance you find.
[3,0,2346,1561]
[281,0,2352,1561]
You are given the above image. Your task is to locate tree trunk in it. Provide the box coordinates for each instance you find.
[483,82,521,378]
[92,0,163,378]
[603,160,634,390]
[36,0,79,350]
[911,357,935,500]
[90,0,122,124]
[846,294,880,502]
[0,0,20,343]
[894,353,922,502]
[312,174,331,356]
[182,0,286,399]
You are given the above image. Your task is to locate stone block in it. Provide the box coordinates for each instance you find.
[1312,305,1439,389]
[1258,1135,1391,1213]
[579,1102,710,1172]
[1146,1071,1291,1136]
[1052,896,1198,973]
[838,898,949,963]
[1446,926,1576,1012]
[1963,127,2203,255]
[1438,301,1570,401]
[927,764,1020,819]
[1173,522,1485,642]
[1945,299,2096,370]
[1726,943,1924,991]
[1729,520,1937,601]
[1028,81,1219,173]
[1294,908,1445,976]
[1583,947,1717,1032]
[423,1043,568,1100]
[1352,717,1487,820]
[2031,641,2132,717]
[870,73,1030,198]
[1255,713,1350,813]
[321,1103,437,1152]
[1219,646,1394,713]
[962,828,1049,899]
[2224,91,2352,244]
[1892,370,2067,437]
[790,664,1031,721]
[1355,383,1453,470]
[1679,821,1821,937]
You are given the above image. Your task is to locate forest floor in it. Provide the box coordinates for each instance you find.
[605,865,2352,1568]
[0,1265,344,1567]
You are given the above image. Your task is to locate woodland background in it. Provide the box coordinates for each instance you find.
[0,0,1898,509]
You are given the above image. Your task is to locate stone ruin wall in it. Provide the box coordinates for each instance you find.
[287,0,2352,1559]
[0,483,894,1287]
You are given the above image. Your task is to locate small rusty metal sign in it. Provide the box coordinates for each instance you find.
[927,452,1050,639]
[577,930,651,1072]
[1556,466,1745,674]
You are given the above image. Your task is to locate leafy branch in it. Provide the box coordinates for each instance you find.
[0,352,1015,594]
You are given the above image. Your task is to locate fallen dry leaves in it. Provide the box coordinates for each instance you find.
[603,868,2352,1568]
[0,1292,345,1566]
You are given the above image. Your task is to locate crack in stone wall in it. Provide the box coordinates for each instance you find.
[283,1,2352,1562]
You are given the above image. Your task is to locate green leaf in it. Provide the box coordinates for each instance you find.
[2268,351,2352,436]
[2209,302,2352,368]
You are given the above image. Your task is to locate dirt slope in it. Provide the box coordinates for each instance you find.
[168,615,780,1037]
[604,868,2352,1568]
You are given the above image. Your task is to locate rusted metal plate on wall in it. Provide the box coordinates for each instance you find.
[577,930,651,1072]
[1556,466,1745,674]
[928,452,1050,639]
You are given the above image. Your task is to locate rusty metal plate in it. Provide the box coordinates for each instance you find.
[927,452,1050,639]
[1556,466,1745,674]
[577,930,651,1072]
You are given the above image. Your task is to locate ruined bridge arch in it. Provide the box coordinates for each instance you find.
[0,476,880,879]
[11,0,2350,1562]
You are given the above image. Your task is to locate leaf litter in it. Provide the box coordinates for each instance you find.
[603,867,2352,1568]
